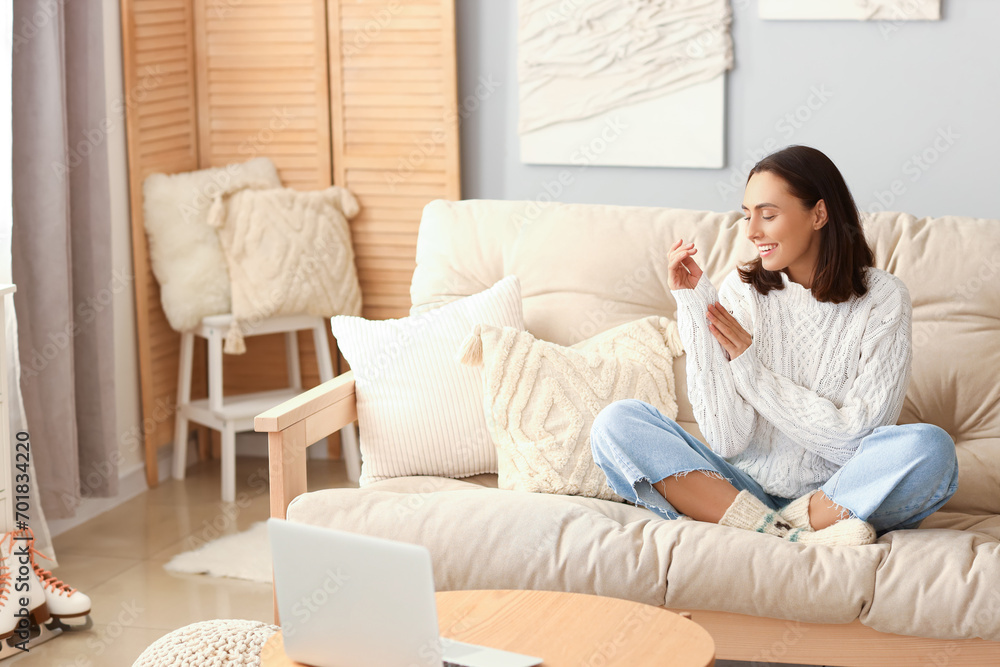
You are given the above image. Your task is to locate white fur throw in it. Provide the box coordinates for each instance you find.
[142,157,282,331]
[459,315,684,501]
[209,185,363,354]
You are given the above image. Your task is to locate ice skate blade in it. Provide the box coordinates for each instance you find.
[46,615,94,632]
[0,620,63,660]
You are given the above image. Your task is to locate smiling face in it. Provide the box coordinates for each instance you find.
[742,170,828,289]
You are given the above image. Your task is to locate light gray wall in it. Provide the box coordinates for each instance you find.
[455,1,999,219]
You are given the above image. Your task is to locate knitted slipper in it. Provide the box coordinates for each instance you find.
[778,490,820,531]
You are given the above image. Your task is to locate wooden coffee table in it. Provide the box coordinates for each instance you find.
[261,589,715,666]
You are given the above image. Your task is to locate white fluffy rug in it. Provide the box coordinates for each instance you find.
[164,521,271,583]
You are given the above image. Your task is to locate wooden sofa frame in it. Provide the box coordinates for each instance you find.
[256,372,1000,666]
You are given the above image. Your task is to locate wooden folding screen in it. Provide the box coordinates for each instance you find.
[121,0,202,487]
[120,0,461,487]
[329,0,461,320]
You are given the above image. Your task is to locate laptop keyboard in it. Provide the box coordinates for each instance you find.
[440,638,480,666]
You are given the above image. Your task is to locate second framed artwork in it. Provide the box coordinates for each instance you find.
[759,0,941,20]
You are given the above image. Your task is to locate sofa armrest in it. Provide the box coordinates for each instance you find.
[254,370,357,520]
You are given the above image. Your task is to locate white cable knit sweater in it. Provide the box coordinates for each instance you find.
[670,266,913,499]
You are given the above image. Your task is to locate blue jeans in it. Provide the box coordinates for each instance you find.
[590,399,959,537]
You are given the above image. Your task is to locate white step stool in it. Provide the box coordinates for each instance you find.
[172,313,360,501]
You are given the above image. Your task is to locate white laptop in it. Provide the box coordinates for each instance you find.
[267,518,544,667]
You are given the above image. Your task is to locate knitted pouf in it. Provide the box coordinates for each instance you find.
[132,619,280,667]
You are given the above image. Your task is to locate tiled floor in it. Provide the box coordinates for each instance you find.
[2,457,824,666]
[2,456,355,666]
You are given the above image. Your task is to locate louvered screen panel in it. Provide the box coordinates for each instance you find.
[329,0,461,321]
[194,0,332,188]
[121,0,206,487]
[194,0,336,399]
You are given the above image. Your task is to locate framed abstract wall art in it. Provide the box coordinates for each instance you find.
[517,0,734,169]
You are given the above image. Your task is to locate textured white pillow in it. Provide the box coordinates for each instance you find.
[209,185,364,354]
[458,315,684,501]
[331,275,524,485]
[142,157,281,331]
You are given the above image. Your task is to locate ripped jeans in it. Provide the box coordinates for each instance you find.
[590,399,959,537]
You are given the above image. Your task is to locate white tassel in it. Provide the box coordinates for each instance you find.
[339,187,361,219]
[224,319,247,355]
[457,324,483,366]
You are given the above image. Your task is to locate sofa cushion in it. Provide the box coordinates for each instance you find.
[862,511,1000,640]
[410,199,732,431]
[410,200,1000,515]
[861,213,1000,514]
[286,479,1000,641]
[459,315,684,501]
[331,275,523,485]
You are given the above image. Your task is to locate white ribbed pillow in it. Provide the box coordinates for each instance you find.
[331,275,523,485]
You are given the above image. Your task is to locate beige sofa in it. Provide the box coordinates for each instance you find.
[257,199,1000,666]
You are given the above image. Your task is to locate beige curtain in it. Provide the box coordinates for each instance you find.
[3,1,53,559]
[11,0,119,521]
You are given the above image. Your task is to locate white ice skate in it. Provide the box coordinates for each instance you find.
[15,528,92,632]
[0,529,51,654]
[0,538,19,643]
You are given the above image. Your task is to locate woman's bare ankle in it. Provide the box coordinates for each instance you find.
[808,490,851,530]
[653,471,740,523]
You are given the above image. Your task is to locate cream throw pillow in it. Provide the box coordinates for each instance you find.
[142,157,282,331]
[209,185,363,354]
[331,275,524,486]
[459,315,684,501]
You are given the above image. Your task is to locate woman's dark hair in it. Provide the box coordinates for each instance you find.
[737,145,875,304]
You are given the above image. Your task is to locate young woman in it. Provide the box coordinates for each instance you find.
[590,145,959,546]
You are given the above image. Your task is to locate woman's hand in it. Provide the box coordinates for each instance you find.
[668,239,702,290]
[707,302,753,361]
